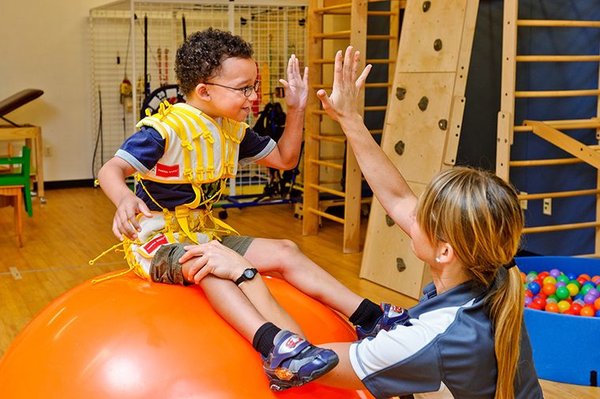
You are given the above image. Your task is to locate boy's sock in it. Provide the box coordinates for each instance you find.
[253,322,281,358]
[348,298,383,332]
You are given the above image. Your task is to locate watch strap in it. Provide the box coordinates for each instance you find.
[235,268,258,285]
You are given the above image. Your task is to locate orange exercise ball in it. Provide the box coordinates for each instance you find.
[0,272,372,398]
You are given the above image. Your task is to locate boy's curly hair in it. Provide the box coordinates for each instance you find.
[175,28,254,94]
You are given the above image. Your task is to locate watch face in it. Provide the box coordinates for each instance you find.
[244,269,256,279]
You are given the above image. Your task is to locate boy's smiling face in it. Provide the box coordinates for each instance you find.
[200,56,259,122]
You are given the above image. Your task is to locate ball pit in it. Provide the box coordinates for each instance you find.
[522,268,600,317]
[517,256,600,387]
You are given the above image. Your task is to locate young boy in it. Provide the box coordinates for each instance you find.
[97,28,339,391]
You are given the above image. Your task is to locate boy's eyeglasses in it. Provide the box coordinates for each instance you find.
[204,80,260,97]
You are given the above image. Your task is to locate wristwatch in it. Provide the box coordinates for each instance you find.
[235,268,258,286]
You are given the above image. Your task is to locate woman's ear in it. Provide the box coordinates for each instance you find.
[435,242,454,265]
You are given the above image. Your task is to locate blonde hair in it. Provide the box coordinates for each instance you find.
[416,167,525,399]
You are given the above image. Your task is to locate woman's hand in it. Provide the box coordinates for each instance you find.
[280,54,309,111]
[179,240,254,284]
[316,46,371,123]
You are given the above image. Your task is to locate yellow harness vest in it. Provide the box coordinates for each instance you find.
[91,101,247,282]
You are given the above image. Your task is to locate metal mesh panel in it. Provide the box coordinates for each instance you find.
[90,1,306,195]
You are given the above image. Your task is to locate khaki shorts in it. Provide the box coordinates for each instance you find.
[149,235,255,285]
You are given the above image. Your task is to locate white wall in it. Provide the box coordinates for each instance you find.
[0,0,108,182]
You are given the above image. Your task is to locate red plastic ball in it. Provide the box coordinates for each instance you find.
[576,277,588,286]
[533,297,546,309]
[538,271,550,280]
[0,273,371,399]
[570,302,583,316]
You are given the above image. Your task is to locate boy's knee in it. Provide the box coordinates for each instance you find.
[276,239,302,265]
[150,243,189,285]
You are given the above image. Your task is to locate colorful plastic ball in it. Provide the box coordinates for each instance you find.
[566,283,579,297]
[546,297,557,304]
[549,269,561,278]
[595,297,600,310]
[555,286,570,300]
[566,273,577,281]
[579,273,591,281]
[573,294,585,302]
[577,277,588,287]
[524,297,533,307]
[584,294,597,304]
[555,281,567,288]
[533,297,546,309]
[525,289,534,298]
[538,271,550,280]
[545,303,559,313]
[592,276,600,284]
[596,309,600,317]
[542,284,556,296]
[558,300,571,313]
[570,302,583,315]
[556,275,570,284]
[580,306,595,317]
[526,272,538,284]
[0,273,370,399]
[581,284,592,296]
[568,280,581,289]
[542,276,556,286]
[528,281,541,295]
[587,288,599,298]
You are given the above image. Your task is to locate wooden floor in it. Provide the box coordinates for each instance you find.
[0,187,598,398]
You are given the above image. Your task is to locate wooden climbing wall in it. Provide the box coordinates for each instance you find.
[360,0,479,298]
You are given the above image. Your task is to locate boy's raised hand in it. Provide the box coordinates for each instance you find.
[316,46,371,123]
[279,54,309,110]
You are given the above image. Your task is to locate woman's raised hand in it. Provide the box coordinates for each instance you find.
[316,46,371,123]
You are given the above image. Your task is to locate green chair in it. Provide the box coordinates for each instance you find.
[0,146,32,217]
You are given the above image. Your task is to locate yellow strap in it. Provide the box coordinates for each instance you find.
[91,266,134,284]
[164,112,194,184]
[173,107,215,182]
[135,174,166,211]
[175,206,199,244]
[225,120,237,175]
[184,183,204,209]
[89,239,142,284]
[175,107,218,180]
[89,241,125,266]
[193,178,227,209]
[208,211,240,237]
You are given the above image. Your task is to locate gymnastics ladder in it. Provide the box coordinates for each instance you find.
[359,0,480,298]
[497,1,600,256]
[303,0,403,253]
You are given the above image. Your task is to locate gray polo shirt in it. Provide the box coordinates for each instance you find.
[350,272,543,398]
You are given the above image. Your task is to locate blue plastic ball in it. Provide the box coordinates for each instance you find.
[528,281,541,295]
